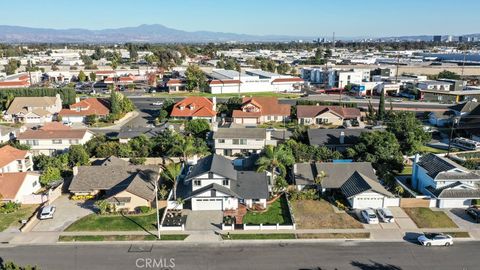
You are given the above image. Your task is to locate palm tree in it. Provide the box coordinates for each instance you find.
[168,136,196,164]
[161,162,182,200]
[314,170,327,192]
[256,145,295,185]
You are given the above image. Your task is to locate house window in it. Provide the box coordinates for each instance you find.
[233,139,247,145]
[32,181,38,187]
[194,180,201,186]
[26,140,39,146]
[52,139,62,144]
[218,139,225,143]
[69,139,79,144]
[223,179,229,186]
[208,172,214,179]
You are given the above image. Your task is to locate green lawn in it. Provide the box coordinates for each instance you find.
[398,166,413,175]
[419,145,448,154]
[296,233,370,239]
[243,196,292,225]
[0,205,38,232]
[65,211,161,232]
[151,91,301,99]
[403,208,458,228]
[222,233,296,240]
[58,234,188,242]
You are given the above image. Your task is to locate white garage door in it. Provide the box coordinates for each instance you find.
[192,198,223,211]
[353,197,384,209]
[439,199,471,208]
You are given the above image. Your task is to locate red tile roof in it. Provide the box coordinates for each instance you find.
[170,97,216,118]
[0,80,30,87]
[0,145,28,168]
[0,172,30,200]
[233,97,290,118]
[59,98,110,117]
[166,79,185,86]
[95,70,116,74]
[271,77,304,83]
[296,105,361,119]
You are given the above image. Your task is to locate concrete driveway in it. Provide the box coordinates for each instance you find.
[184,210,223,231]
[32,195,95,232]
[354,207,417,230]
[445,208,480,230]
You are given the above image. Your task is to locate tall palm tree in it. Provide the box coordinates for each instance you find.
[256,145,295,185]
[168,136,196,164]
[161,162,182,200]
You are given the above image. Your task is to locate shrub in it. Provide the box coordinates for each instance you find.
[288,189,318,201]
[334,200,347,211]
[130,157,146,165]
[137,206,151,214]
[223,215,235,225]
[0,202,21,214]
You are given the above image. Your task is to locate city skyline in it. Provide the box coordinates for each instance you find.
[1,0,480,37]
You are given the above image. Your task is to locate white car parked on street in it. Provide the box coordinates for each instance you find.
[417,233,453,247]
[376,208,395,223]
[361,208,379,224]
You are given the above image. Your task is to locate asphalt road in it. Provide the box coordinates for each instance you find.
[1,241,479,270]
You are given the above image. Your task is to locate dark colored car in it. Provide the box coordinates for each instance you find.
[465,207,480,223]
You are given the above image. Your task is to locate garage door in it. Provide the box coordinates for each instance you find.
[353,197,384,209]
[439,199,471,208]
[192,198,223,211]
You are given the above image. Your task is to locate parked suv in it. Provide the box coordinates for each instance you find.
[376,208,395,223]
[39,205,56,220]
[465,206,480,223]
[361,208,379,224]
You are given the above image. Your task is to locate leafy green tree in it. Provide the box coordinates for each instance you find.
[95,141,121,158]
[185,64,207,91]
[94,199,110,215]
[256,145,295,179]
[85,114,97,125]
[1,261,40,270]
[128,135,152,157]
[378,89,385,121]
[161,162,182,200]
[386,111,431,155]
[39,167,62,186]
[68,145,90,167]
[78,70,86,82]
[89,72,96,82]
[168,136,196,163]
[4,59,20,75]
[437,70,461,80]
[346,131,403,178]
[185,119,210,137]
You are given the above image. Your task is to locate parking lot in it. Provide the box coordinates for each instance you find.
[32,195,95,232]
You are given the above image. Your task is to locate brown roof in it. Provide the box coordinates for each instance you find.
[271,77,304,83]
[0,172,31,200]
[296,105,361,119]
[0,80,29,87]
[6,96,60,115]
[209,79,242,85]
[60,98,110,117]
[233,97,290,118]
[17,124,90,140]
[0,145,28,168]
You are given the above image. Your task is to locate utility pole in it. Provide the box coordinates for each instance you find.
[461,51,466,77]
[447,117,459,157]
[155,173,161,240]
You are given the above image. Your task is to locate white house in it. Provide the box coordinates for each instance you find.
[213,128,276,156]
[17,122,94,156]
[0,172,41,203]
[175,154,269,211]
[0,145,33,173]
[412,153,480,208]
[293,162,396,209]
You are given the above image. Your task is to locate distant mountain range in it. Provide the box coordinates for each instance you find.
[0,24,317,43]
[0,24,478,43]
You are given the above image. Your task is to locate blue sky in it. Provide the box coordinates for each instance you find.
[1,0,479,37]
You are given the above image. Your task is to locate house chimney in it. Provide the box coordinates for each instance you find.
[212,96,217,111]
[339,131,345,144]
[72,166,78,176]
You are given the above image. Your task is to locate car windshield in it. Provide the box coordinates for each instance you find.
[369,214,376,218]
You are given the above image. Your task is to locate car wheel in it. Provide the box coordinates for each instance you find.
[445,242,451,247]
[425,242,431,247]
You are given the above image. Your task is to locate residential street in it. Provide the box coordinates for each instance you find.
[1,241,479,270]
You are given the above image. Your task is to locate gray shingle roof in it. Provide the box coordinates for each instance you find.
[307,128,374,147]
[213,128,267,140]
[340,171,393,198]
[235,171,269,199]
[187,183,239,199]
[449,101,479,114]
[187,154,237,180]
[417,154,469,179]
[294,162,377,188]
[425,182,480,199]
[69,159,160,201]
